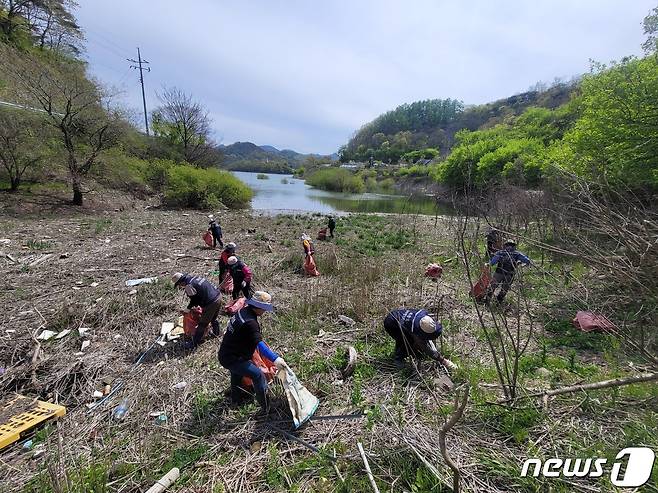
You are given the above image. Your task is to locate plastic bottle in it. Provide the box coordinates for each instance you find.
[112,399,130,420]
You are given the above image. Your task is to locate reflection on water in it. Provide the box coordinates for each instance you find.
[232,171,451,216]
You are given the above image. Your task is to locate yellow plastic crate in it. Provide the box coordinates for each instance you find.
[0,395,66,450]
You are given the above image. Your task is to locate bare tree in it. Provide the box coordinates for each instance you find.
[0,107,47,191]
[151,86,216,167]
[1,45,125,205]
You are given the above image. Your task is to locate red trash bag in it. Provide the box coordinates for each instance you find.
[224,297,247,315]
[203,231,213,247]
[470,268,491,302]
[572,311,617,333]
[425,263,443,280]
[303,255,320,276]
[183,306,203,337]
[219,271,233,294]
[241,344,279,388]
[317,228,327,241]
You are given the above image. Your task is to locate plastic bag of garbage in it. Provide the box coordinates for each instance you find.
[203,231,213,247]
[277,366,319,429]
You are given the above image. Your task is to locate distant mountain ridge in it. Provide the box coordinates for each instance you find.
[219,142,333,167]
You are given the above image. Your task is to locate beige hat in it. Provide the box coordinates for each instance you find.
[227,256,238,265]
[247,291,273,312]
[419,316,436,334]
[171,272,184,285]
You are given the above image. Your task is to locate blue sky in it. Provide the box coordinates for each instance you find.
[77,1,655,154]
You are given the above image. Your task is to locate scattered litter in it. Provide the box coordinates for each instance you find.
[160,322,174,335]
[78,327,90,337]
[103,384,111,395]
[22,440,33,450]
[125,277,158,287]
[128,289,138,295]
[74,352,84,356]
[92,390,103,399]
[59,252,69,259]
[80,340,90,351]
[149,411,164,418]
[172,381,187,390]
[342,346,358,379]
[424,263,443,280]
[162,258,172,263]
[76,281,83,285]
[250,441,262,453]
[32,446,45,458]
[54,329,71,340]
[104,239,110,243]
[90,282,99,287]
[145,467,180,493]
[112,399,130,420]
[114,334,122,339]
[278,367,319,428]
[156,340,167,347]
[535,367,552,378]
[155,414,167,425]
[2,252,17,263]
[0,396,66,450]
[37,330,57,341]
[72,287,81,291]
[0,368,5,375]
[5,329,16,334]
[85,403,95,409]
[19,311,34,316]
[0,239,10,244]
[338,315,355,326]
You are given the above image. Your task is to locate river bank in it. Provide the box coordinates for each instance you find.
[1,207,655,492]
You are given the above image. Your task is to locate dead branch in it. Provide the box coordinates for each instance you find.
[439,385,470,493]
[357,441,380,493]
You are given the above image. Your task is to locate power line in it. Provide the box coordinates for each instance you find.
[127,47,151,136]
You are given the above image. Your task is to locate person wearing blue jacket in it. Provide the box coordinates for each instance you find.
[172,272,222,348]
[218,291,289,413]
[208,217,223,248]
[383,308,457,370]
[485,240,532,304]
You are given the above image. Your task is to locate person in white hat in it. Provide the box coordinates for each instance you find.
[383,308,457,371]
[218,291,289,413]
[207,216,223,249]
[227,255,253,299]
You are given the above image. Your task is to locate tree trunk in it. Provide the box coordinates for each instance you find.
[71,178,83,205]
[10,175,20,191]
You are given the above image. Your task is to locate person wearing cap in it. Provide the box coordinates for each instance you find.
[218,242,237,284]
[485,227,503,258]
[485,240,531,304]
[383,308,457,370]
[208,217,223,249]
[328,216,336,238]
[227,256,253,299]
[218,291,289,412]
[172,273,223,348]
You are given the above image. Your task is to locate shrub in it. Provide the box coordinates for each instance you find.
[306,168,365,193]
[256,173,269,180]
[163,165,253,209]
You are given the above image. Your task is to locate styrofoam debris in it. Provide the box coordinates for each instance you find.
[81,340,90,351]
[37,330,57,341]
[55,329,71,339]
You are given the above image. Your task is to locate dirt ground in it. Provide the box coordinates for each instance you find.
[0,207,655,493]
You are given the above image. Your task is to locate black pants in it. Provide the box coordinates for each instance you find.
[212,235,223,248]
[384,315,436,361]
[329,227,335,238]
[232,281,251,300]
[487,271,515,303]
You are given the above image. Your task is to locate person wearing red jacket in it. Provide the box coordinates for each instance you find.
[227,255,253,299]
[218,242,236,285]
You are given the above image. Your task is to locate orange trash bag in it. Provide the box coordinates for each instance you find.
[219,271,233,294]
[572,311,617,333]
[203,231,213,247]
[224,297,247,315]
[470,267,491,302]
[183,306,203,337]
[424,263,443,280]
[317,228,327,241]
[241,344,279,388]
[304,255,320,277]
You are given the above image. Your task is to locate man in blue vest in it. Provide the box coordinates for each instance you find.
[384,308,457,370]
[172,272,223,348]
[485,240,531,304]
[218,291,289,413]
[208,217,223,249]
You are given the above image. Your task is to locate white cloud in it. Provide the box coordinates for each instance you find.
[77,0,654,154]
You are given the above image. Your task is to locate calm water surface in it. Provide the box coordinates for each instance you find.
[232,171,452,216]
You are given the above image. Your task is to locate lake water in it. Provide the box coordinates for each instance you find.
[232,171,450,215]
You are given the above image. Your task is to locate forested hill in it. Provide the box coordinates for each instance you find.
[219,141,335,173]
[341,84,573,163]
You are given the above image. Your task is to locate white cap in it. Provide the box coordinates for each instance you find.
[171,272,184,285]
[419,316,436,334]
[227,256,238,265]
[301,233,311,241]
[226,242,236,250]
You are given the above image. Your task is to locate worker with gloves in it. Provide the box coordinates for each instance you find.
[218,291,289,413]
[485,240,531,304]
[172,272,222,348]
[218,242,237,287]
[227,255,253,299]
[383,308,457,371]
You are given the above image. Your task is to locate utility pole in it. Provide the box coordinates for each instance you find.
[128,47,151,135]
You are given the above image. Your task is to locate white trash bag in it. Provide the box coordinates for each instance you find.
[277,367,319,428]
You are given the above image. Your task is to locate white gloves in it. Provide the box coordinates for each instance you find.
[241,281,247,287]
[274,357,289,371]
[441,357,458,371]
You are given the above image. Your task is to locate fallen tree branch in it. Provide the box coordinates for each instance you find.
[541,373,658,398]
[341,346,357,379]
[357,441,380,493]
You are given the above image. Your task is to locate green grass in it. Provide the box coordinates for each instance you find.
[27,239,53,250]
[543,319,618,353]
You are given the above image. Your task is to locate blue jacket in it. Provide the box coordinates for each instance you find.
[490,249,531,275]
[209,222,222,239]
[181,274,220,308]
[387,308,442,340]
